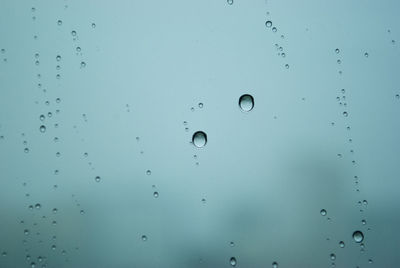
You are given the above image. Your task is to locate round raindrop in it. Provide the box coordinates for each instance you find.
[153,191,159,198]
[239,94,254,112]
[265,21,272,28]
[192,131,207,148]
[39,125,46,133]
[230,257,237,266]
[320,209,327,216]
[352,231,364,243]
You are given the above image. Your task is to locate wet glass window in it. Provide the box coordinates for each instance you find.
[0,0,399,267]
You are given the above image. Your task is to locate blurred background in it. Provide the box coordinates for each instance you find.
[0,0,399,267]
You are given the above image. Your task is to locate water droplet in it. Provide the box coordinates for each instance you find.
[396,94,400,99]
[80,61,86,68]
[91,23,96,28]
[71,30,77,36]
[272,262,279,268]
[95,176,101,182]
[265,21,272,28]
[30,262,36,268]
[35,203,41,210]
[285,63,290,69]
[56,55,61,61]
[146,170,151,175]
[24,229,30,235]
[330,253,336,260]
[343,111,348,117]
[363,200,368,205]
[364,52,369,58]
[352,231,364,243]
[368,259,373,264]
[320,209,327,216]
[227,0,233,5]
[238,94,254,112]
[24,148,29,153]
[80,210,85,215]
[230,257,237,266]
[153,191,159,198]
[141,235,147,241]
[337,59,341,64]
[272,27,277,33]
[229,241,235,247]
[362,219,366,225]
[192,131,207,148]
[198,103,203,108]
[335,48,340,54]
[39,125,46,133]
[1,251,7,257]
[339,241,345,248]
[57,20,62,26]
[52,208,58,214]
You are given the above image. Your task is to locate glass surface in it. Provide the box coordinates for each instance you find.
[0,0,399,267]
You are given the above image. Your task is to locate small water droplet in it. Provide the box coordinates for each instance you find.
[80,61,86,68]
[56,55,61,61]
[198,103,203,108]
[352,231,364,243]
[95,176,101,182]
[330,253,336,260]
[227,0,233,5]
[24,148,29,153]
[265,21,272,28]
[39,125,46,133]
[364,52,369,58]
[272,262,279,268]
[343,111,348,117]
[57,20,62,26]
[141,235,147,241]
[362,219,366,225]
[146,170,151,175]
[335,48,340,54]
[1,251,7,257]
[320,209,327,216]
[35,203,41,210]
[230,257,237,266]
[229,241,235,247]
[192,131,207,148]
[272,27,277,33]
[238,94,254,112]
[71,30,77,36]
[91,23,96,28]
[80,210,85,215]
[339,241,345,248]
[285,63,290,69]
[24,229,30,235]
[153,191,159,198]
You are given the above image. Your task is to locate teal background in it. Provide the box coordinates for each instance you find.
[0,0,399,267]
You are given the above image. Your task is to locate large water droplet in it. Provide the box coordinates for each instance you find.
[230,257,237,266]
[192,131,207,148]
[352,231,364,243]
[239,94,254,112]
